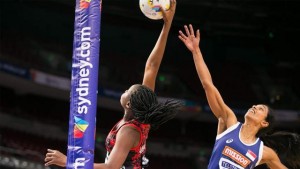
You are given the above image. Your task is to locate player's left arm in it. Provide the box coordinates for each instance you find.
[259,146,288,169]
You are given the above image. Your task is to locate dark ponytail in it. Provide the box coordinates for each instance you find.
[258,106,300,168]
[261,131,300,169]
[129,85,183,130]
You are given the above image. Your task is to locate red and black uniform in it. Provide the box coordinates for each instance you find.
[105,119,150,169]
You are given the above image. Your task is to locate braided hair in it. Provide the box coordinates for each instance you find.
[257,106,300,168]
[129,84,183,130]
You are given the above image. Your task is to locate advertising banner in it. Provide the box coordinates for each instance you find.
[67,0,102,168]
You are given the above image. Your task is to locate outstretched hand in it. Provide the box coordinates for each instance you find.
[178,24,200,52]
[161,0,176,24]
[45,149,67,167]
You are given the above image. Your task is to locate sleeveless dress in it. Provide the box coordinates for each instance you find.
[105,119,150,169]
[208,122,264,169]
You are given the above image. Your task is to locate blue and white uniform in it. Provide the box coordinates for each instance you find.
[208,122,264,169]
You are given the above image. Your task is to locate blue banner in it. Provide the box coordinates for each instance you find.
[67,0,101,168]
[0,60,31,79]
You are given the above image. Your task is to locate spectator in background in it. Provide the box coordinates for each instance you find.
[179,24,300,169]
[44,1,182,168]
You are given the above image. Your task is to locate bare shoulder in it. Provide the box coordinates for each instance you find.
[260,146,287,169]
[262,146,278,161]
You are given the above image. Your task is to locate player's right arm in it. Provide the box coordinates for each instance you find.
[178,24,237,130]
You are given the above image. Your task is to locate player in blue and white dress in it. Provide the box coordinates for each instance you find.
[179,24,300,169]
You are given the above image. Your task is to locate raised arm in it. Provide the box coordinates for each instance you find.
[142,0,176,91]
[178,24,237,129]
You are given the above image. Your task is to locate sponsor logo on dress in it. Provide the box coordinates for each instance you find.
[226,138,233,143]
[222,146,250,168]
[219,157,243,169]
